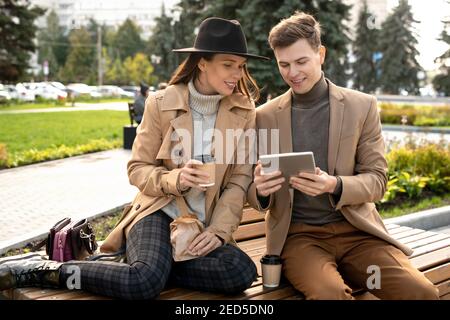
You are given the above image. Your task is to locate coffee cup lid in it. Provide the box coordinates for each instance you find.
[260,254,282,265]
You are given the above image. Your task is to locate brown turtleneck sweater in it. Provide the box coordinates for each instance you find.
[290,73,344,225]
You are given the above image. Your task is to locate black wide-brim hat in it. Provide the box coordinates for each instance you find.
[173,17,270,60]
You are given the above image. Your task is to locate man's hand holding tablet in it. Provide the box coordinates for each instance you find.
[254,152,337,197]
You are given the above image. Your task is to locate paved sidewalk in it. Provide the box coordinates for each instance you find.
[0,149,137,255]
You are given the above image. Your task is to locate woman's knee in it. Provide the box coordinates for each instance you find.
[123,261,170,300]
[219,247,257,293]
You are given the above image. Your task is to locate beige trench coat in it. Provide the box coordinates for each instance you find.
[247,80,413,257]
[101,84,256,253]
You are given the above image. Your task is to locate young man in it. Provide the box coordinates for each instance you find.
[247,12,439,300]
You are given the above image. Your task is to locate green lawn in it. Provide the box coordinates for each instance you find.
[0,110,128,167]
[0,98,132,111]
[378,193,450,218]
[0,102,68,111]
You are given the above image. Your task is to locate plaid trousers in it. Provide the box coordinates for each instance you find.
[61,210,257,300]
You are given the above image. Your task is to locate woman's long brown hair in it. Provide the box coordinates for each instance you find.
[168,53,261,102]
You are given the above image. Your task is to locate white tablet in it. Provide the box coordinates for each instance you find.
[260,151,316,178]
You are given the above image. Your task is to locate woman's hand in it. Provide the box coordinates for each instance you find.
[179,159,211,192]
[188,230,223,256]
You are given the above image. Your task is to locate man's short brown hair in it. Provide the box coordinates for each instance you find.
[268,11,321,51]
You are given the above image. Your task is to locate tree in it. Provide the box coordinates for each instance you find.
[147,4,176,83]
[241,0,352,98]
[37,10,68,80]
[0,0,45,82]
[352,1,380,93]
[112,18,145,61]
[104,57,126,85]
[60,27,96,84]
[432,13,450,95]
[147,1,206,83]
[148,0,351,99]
[123,53,155,85]
[378,0,422,95]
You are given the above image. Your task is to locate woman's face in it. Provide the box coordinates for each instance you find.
[195,54,247,96]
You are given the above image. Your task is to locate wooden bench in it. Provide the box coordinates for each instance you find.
[2,207,450,300]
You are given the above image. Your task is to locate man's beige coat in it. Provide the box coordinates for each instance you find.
[247,80,413,256]
[101,84,256,253]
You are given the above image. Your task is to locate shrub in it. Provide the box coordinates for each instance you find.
[0,143,7,168]
[5,139,122,168]
[379,103,450,126]
[381,142,450,202]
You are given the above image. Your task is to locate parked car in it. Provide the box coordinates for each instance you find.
[0,84,12,102]
[24,82,67,100]
[66,83,101,98]
[11,83,36,101]
[97,85,135,98]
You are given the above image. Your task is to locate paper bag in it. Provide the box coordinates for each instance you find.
[170,214,204,261]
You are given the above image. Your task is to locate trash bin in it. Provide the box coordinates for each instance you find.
[123,125,137,149]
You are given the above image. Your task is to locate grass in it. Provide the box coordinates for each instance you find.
[0,101,68,111]
[73,97,131,103]
[378,192,450,218]
[0,110,128,167]
[0,98,131,111]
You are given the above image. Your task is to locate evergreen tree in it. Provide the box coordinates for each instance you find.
[239,0,352,98]
[352,1,380,93]
[60,27,96,83]
[37,10,68,80]
[147,0,351,98]
[172,0,206,67]
[147,0,206,82]
[378,0,422,95]
[0,0,45,82]
[310,0,352,87]
[147,4,176,83]
[112,18,145,61]
[432,14,450,95]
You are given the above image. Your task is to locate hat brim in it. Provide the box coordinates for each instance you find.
[172,48,270,61]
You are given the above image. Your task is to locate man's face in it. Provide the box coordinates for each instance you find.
[274,39,326,95]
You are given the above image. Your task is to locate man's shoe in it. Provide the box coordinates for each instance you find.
[0,257,62,290]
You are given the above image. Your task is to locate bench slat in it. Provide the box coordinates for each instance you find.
[240,209,264,224]
[438,279,450,297]
[408,233,450,249]
[411,246,450,271]
[233,221,265,242]
[423,262,450,284]
[398,230,440,244]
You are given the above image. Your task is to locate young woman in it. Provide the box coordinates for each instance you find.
[0,17,269,299]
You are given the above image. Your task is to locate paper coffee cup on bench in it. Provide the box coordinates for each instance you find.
[260,254,282,288]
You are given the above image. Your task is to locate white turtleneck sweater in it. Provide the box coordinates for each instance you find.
[161,80,223,223]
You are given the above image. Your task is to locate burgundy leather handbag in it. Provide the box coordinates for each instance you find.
[46,217,98,262]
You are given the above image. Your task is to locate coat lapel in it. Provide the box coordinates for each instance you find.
[274,90,294,208]
[327,81,345,175]
[156,85,192,163]
[205,95,250,213]
[275,90,293,154]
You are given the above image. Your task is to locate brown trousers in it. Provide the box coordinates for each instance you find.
[281,220,439,300]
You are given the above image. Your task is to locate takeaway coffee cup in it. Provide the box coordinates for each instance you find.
[260,254,282,288]
[193,155,215,187]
